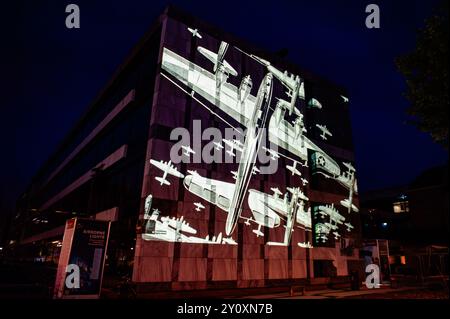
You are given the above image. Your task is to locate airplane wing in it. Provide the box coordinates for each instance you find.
[150,159,176,176]
[230,141,243,153]
[184,173,235,212]
[150,159,184,178]
[198,45,238,76]
[167,166,184,178]
[217,42,228,62]
[162,47,255,127]
[188,28,202,39]
[149,159,166,170]
[198,47,219,67]
[222,61,238,77]
[270,150,280,158]
[162,48,341,170]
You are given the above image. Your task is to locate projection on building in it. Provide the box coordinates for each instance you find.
[141,26,358,248]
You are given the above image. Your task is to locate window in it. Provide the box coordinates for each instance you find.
[189,183,202,196]
[217,196,230,210]
[393,201,409,213]
[204,189,215,202]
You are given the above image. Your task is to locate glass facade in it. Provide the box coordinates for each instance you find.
[12,26,162,275]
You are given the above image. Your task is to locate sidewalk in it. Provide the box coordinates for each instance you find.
[239,286,425,299]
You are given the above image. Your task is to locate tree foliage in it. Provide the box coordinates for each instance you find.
[396,0,449,148]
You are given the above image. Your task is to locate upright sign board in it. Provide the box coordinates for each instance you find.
[54,218,111,299]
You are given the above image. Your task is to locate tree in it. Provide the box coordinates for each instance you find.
[396,0,449,149]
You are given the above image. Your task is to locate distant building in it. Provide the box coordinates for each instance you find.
[8,6,363,292]
[360,165,448,244]
[360,165,448,278]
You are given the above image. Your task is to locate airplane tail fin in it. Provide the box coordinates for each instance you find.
[155,177,170,186]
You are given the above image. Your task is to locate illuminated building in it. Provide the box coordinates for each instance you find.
[9,6,363,292]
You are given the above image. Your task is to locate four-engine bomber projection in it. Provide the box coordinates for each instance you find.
[142,24,359,247]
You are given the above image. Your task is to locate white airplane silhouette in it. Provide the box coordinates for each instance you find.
[222,237,237,245]
[181,145,195,156]
[252,166,260,175]
[341,95,349,103]
[342,162,356,172]
[316,124,332,140]
[270,187,283,199]
[340,198,359,213]
[160,215,197,234]
[187,27,202,39]
[324,222,338,231]
[149,159,184,186]
[319,204,345,228]
[194,202,205,211]
[198,42,238,89]
[298,241,313,248]
[253,224,264,237]
[223,138,243,157]
[213,141,224,151]
[344,222,354,232]
[301,178,309,186]
[286,161,301,176]
[245,53,303,116]
[286,187,309,201]
[241,217,252,226]
[239,216,263,236]
[262,146,280,160]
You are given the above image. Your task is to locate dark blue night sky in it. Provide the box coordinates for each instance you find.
[1,0,448,217]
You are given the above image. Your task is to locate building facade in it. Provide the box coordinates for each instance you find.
[9,7,363,292]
